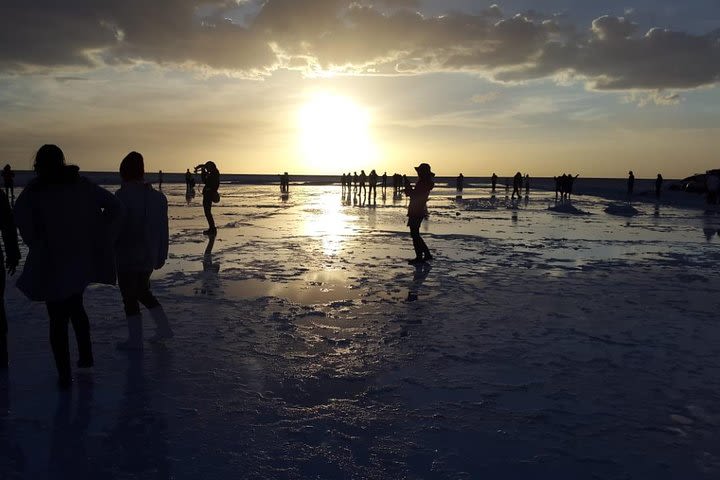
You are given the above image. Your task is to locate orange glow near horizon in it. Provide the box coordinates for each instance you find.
[298,92,378,173]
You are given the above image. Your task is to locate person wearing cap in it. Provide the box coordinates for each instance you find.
[405,163,435,264]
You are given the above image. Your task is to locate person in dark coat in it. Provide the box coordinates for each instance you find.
[456,173,464,192]
[14,144,123,388]
[0,188,20,369]
[627,171,635,196]
[198,161,219,235]
[405,163,435,264]
[115,152,173,350]
[2,165,15,200]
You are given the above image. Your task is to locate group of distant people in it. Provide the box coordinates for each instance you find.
[341,170,390,203]
[279,172,290,193]
[554,173,579,200]
[1,145,174,389]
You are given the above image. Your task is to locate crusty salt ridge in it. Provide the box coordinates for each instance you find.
[2,183,720,479]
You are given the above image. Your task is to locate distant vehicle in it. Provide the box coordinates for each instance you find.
[669,169,720,193]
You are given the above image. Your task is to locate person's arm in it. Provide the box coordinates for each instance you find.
[0,191,20,274]
[92,183,125,239]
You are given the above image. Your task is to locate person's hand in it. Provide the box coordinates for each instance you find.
[7,258,18,276]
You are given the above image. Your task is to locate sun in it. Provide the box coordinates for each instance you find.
[299,93,377,172]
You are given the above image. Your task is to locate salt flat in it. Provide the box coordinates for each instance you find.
[2,183,720,479]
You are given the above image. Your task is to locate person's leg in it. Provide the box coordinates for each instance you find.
[203,196,216,231]
[67,293,93,367]
[409,222,423,261]
[47,299,72,386]
[117,271,144,350]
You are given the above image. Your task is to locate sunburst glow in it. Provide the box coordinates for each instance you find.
[299,93,377,172]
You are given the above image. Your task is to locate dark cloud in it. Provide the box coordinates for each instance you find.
[1,1,719,92]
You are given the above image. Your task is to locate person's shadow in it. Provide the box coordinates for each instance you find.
[103,351,171,479]
[49,382,94,478]
[406,262,432,302]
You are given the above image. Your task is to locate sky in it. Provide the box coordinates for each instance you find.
[1,0,719,177]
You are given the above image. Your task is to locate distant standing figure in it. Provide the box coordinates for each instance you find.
[405,163,435,264]
[627,171,635,196]
[115,152,173,350]
[456,173,464,192]
[14,144,123,388]
[158,170,163,190]
[382,172,388,195]
[524,174,530,195]
[359,170,367,199]
[512,172,522,199]
[199,161,220,235]
[706,171,720,205]
[353,172,358,192]
[283,172,290,193]
[0,188,20,369]
[2,165,14,200]
[491,173,498,192]
[655,174,663,199]
[369,169,378,202]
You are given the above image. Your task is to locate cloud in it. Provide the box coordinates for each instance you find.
[1,1,719,93]
[623,91,683,107]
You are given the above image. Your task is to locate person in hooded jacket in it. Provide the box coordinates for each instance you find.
[14,144,123,388]
[114,152,173,351]
[405,163,435,264]
[0,188,20,369]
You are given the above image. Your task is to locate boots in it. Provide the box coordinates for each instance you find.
[116,314,143,351]
[147,306,174,343]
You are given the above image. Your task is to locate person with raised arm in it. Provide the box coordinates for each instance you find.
[405,163,435,264]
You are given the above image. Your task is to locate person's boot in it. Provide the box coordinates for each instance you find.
[147,306,174,343]
[116,314,143,351]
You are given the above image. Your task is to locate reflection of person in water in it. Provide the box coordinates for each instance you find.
[105,351,171,478]
[49,383,93,478]
[407,262,432,302]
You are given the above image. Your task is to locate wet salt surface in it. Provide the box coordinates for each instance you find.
[2,184,720,479]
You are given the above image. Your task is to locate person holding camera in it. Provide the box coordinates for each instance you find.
[195,161,220,235]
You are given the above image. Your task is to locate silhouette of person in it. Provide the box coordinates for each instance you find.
[158,170,163,190]
[554,176,560,199]
[2,165,14,201]
[567,174,578,199]
[369,169,378,203]
[524,174,530,195]
[512,172,522,199]
[353,172,358,192]
[491,173,498,192]
[114,152,173,351]
[185,168,194,195]
[283,172,290,193]
[0,189,20,369]
[197,161,219,235]
[382,171,387,195]
[456,173,464,192]
[359,170,367,199]
[405,163,435,264]
[341,173,346,193]
[14,144,123,388]
[655,174,663,199]
[627,171,635,197]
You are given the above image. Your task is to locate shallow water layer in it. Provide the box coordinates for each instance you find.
[2,183,720,480]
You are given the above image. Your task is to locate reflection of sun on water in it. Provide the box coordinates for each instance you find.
[299,92,377,172]
[302,190,354,257]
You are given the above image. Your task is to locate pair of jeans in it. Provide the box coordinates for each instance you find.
[46,294,93,381]
[118,270,160,316]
